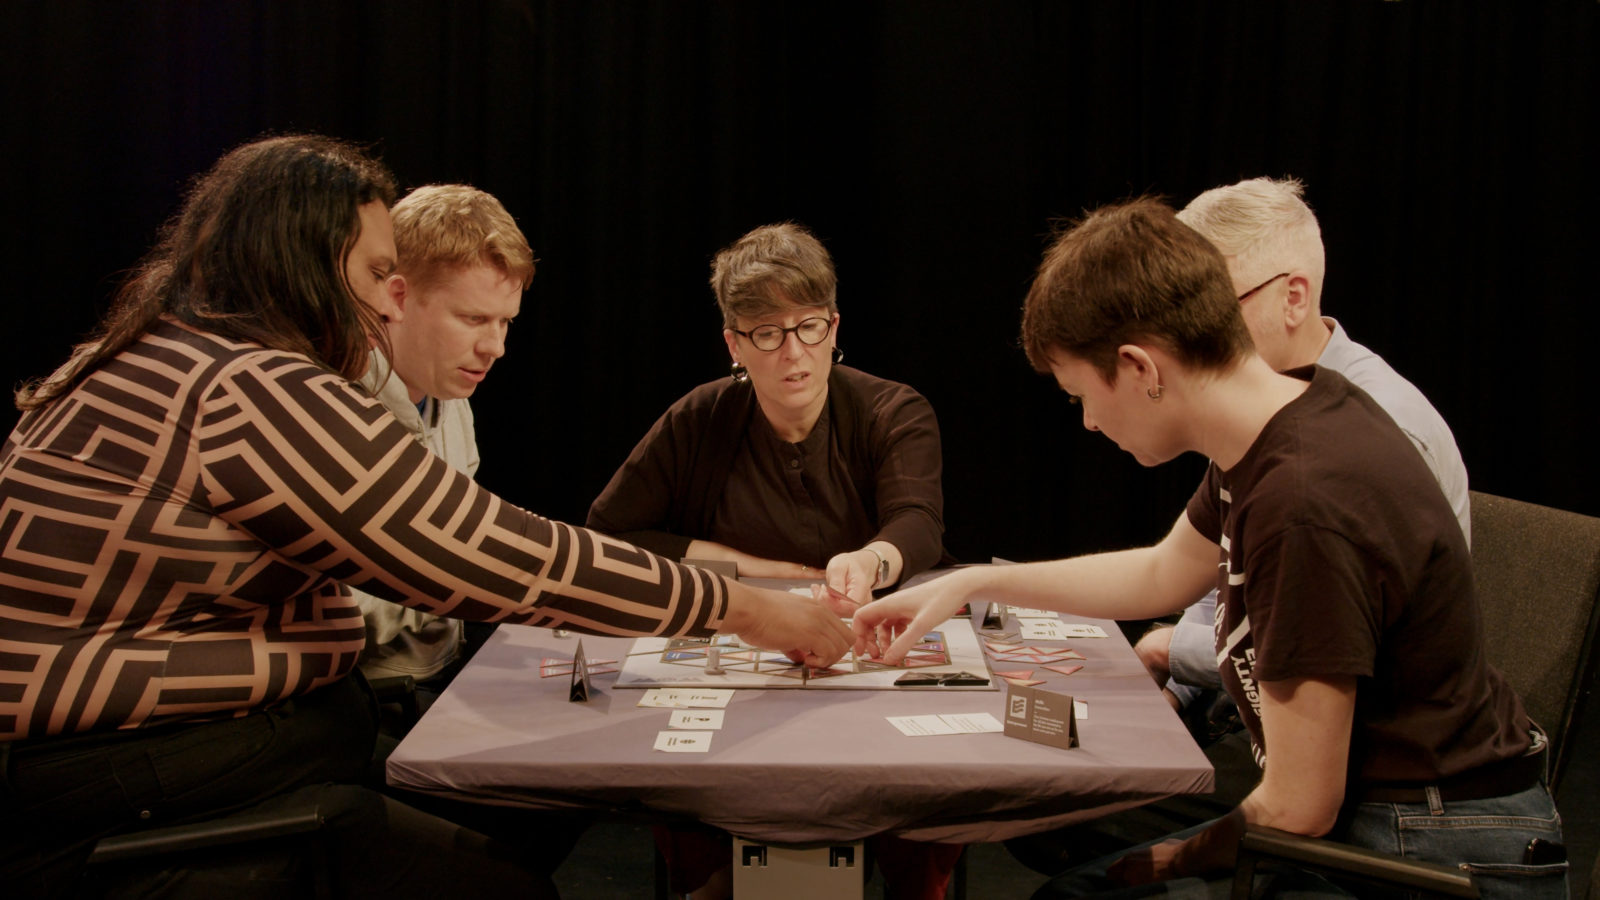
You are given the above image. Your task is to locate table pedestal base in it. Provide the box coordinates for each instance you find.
[732,838,865,899]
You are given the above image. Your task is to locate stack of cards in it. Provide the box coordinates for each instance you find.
[641,689,734,753]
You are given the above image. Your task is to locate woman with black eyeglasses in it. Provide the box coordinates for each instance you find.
[586,221,958,900]
[589,221,947,609]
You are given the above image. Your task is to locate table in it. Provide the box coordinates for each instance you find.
[387,577,1213,847]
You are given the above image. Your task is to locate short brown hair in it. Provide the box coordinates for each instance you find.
[710,222,837,328]
[1021,197,1252,382]
[392,184,535,291]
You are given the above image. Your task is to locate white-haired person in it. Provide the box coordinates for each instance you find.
[854,198,1563,899]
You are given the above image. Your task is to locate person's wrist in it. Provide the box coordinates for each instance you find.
[717,580,764,635]
[950,566,996,610]
[863,546,889,588]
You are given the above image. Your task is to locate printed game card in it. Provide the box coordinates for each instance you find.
[887,712,1003,736]
[1019,618,1073,641]
[888,715,958,736]
[1004,683,1079,749]
[654,731,714,752]
[938,712,1002,733]
[636,688,735,709]
[668,709,726,730]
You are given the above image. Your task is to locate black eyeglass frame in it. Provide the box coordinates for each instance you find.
[1236,272,1291,302]
[730,315,837,352]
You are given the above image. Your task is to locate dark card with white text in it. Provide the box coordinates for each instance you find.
[1003,683,1079,749]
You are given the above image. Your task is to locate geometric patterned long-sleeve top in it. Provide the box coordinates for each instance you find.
[0,319,728,741]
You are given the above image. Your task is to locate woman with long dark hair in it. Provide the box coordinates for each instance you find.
[0,134,851,898]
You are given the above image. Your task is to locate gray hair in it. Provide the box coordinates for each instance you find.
[1177,176,1326,309]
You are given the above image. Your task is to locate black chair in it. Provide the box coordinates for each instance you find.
[1230,491,1600,899]
[1467,491,1600,794]
[81,675,419,898]
[84,803,335,899]
[1232,825,1478,898]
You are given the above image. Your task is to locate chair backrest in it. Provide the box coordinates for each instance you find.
[1468,490,1600,793]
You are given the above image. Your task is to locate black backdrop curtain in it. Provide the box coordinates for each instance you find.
[2,1,1594,563]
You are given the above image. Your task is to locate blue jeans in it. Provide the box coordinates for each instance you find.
[1165,592,1222,706]
[1333,782,1567,900]
[1033,782,1566,899]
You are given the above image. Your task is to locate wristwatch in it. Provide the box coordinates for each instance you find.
[866,546,891,589]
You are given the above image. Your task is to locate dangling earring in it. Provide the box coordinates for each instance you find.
[731,362,750,384]
[1147,384,1164,400]
[831,346,844,365]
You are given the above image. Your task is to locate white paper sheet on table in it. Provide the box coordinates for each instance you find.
[887,712,1004,736]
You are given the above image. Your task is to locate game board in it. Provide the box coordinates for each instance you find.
[614,617,995,690]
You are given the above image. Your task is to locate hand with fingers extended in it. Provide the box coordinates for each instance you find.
[721,581,853,669]
[849,568,980,664]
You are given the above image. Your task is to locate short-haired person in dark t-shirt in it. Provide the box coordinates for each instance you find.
[851,198,1565,898]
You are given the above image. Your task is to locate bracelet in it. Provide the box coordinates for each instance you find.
[865,546,890,589]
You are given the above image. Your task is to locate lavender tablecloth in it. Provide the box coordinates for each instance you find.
[387,581,1213,844]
